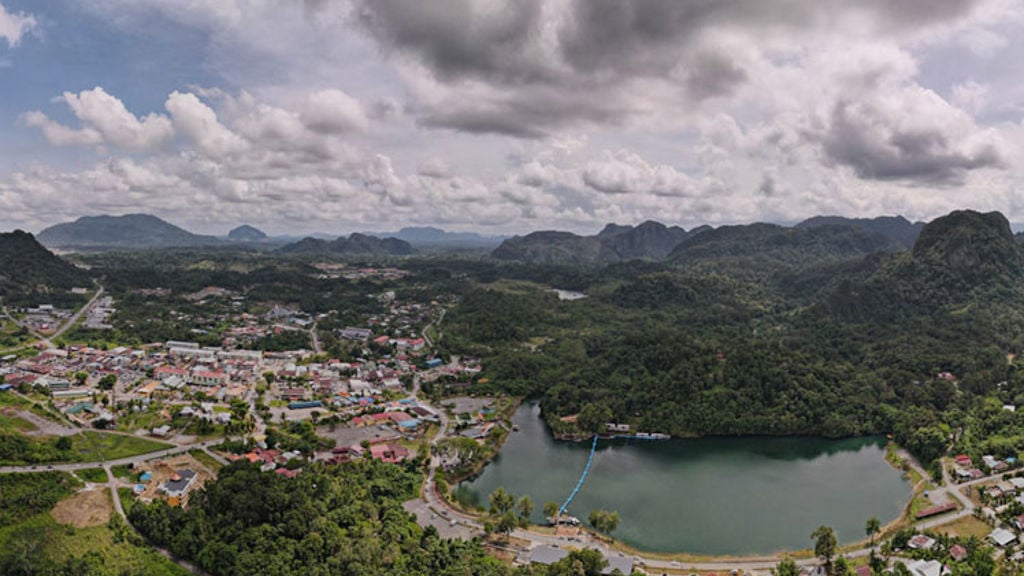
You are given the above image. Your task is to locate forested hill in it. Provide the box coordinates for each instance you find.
[491,217,917,267]
[492,221,691,264]
[823,210,1024,322]
[37,214,221,250]
[277,233,415,256]
[0,231,90,297]
[666,222,901,278]
[443,209,1024,457]
[795,215,925,248]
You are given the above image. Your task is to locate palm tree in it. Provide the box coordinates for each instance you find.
[866,517,881,546]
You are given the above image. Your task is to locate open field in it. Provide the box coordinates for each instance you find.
[51,487,112,528]
[74,467,108,483]
[931,515,992,539]
[188,449,223,471]
[72,431,173,462]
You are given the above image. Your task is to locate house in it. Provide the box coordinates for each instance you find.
[151,425,172,437]
[1014,514,1024,531]
[855,566,872,576]
[949,544,968,562]
[280,388,307,401]
[990,527,1017,547]
[159,469,198,499]
[369,442,409,464]
[904,559,947,576]
[1009,477,1024,491]
[191,370,228,386]
[908,534,936,550]
[339,327,372,340]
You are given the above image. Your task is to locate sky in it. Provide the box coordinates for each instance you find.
[1,0,1024,236]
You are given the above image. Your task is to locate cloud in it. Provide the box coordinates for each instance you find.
[301,89,369,134]
[23,88,174,151]
[0,2,35,48]
[582,150,697,197]
[165,91,248,158]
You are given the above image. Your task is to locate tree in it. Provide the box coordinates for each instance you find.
[488,487,515,516]
[812,525,838,576]
[495,511,517,539]
[98,374,117,391]
[588,509,620,535]
[773,558,800,576]
[55,436,72,451]
[576,403,612,435]
[517,495,534,525]
[866,516,881,546]
[543,501,560,520]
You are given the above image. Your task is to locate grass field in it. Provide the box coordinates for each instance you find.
[75,467,108,483]
[0,411,36,432]
[72,431,173,462]
[931,515,992,539]
[110,464,137,481]
[188,449,223,472]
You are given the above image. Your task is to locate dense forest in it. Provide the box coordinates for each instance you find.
[438,211,1024,469]
[128,460,628,576]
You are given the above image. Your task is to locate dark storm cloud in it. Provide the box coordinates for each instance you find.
[821,98,1004,185]
[353,0,551,82]
[351,0,991,137]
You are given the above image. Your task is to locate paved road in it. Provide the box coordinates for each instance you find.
[310,322,322,354]
[48,286,106,345]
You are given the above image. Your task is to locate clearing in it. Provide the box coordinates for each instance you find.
[930,515,992,539]
[51,487,112,528]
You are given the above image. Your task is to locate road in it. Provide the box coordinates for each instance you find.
[2,286,106,351]
[310,322,322,354]
[0,438,226,475]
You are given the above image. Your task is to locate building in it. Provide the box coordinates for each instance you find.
[904,560,948,576]
[191,371,228,386]
[990,528,1017,547]
[339,327,372,340]
[159,469,198,500]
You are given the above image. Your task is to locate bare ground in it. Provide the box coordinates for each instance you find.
[51,487,112,528]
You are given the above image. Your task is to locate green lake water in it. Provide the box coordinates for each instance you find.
[454,404,912,556]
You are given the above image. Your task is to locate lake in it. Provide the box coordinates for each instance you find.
[454,404,911,556]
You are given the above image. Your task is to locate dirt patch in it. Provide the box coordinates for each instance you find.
[51,487,112,528]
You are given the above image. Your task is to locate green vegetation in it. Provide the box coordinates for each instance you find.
[0,472,187,575]
[75,467,108,483]
[188,449,224,471]
[587,509,620,536]
[434,210,1024,473]
[0,472,81,525]
[0,430,172,465]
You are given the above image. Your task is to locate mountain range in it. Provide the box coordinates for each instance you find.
[37,214,222,250]
[491,215,926,266]
[277,233,415,256]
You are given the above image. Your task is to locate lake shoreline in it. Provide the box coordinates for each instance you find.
[454,403,913,556]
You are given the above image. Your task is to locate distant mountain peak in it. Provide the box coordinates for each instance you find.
[493,221,689,264]
[228,224,268,242]
[278,233,414,256]
[37,213,220,250]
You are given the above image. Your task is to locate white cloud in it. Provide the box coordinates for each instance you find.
[23,88,174,151]
[165,91,248,158]
[0,2,35,48]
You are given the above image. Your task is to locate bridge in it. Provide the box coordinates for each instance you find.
[558,434,599,517]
